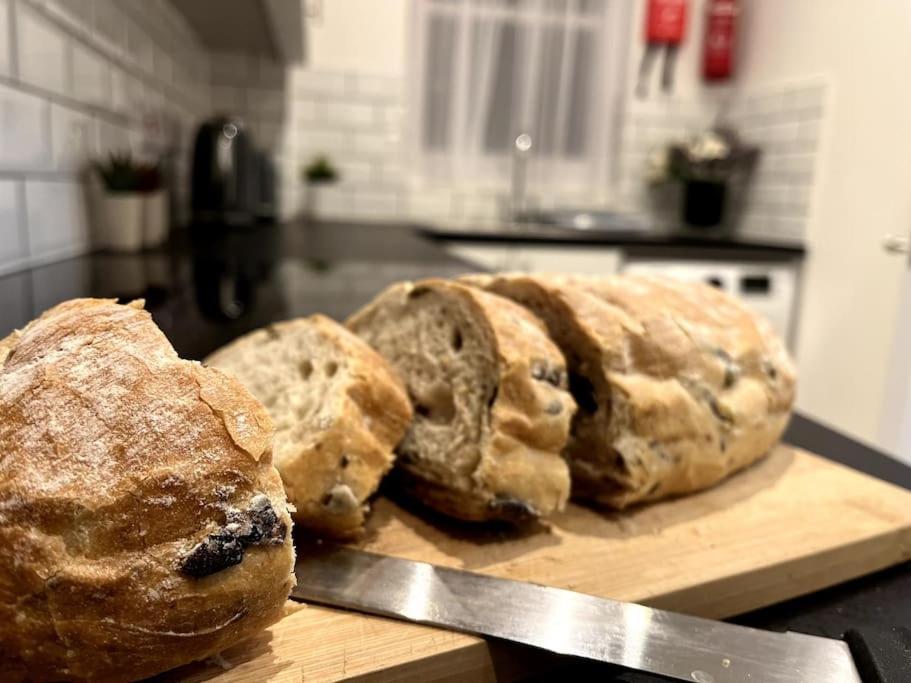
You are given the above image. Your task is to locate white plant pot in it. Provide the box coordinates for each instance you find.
[102,193,144,252]
[142,190,170,248]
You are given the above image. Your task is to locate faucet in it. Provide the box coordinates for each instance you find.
[509,132,533,223]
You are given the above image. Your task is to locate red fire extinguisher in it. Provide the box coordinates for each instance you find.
[637,0,689,97]
[703,0,739,81]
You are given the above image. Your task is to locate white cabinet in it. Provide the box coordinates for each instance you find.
[445,242,621,276]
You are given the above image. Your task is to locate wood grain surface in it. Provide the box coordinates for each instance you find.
[163,447,911,682]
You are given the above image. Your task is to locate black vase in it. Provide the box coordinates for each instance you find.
[683,180,727,228]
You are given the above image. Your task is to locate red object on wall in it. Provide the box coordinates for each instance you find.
[703,0,738,81]
[645,0,689,44]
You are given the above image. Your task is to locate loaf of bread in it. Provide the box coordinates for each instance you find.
[466,273,796,508]
[0,299,295,681]
[347,279,575,522]
[206,315,412,536]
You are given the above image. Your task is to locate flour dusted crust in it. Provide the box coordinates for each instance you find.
[206,315,412,537]
[0,299,295,681]
[347,279,574,522]
[468,274,796,508]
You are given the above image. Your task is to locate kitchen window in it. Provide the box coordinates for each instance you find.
[408,0,629,194]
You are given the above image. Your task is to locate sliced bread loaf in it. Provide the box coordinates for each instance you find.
[206,314,412,536]
[465,273,796,508]
[346,279,575,522]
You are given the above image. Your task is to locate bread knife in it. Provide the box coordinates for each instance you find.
[291,544,862,682]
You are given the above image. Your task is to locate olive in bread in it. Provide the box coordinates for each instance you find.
[0,299,295,681]
[205,314,412,536]
[347,279,575,522]
[466,273,796,509]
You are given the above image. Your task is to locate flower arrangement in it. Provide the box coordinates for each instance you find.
[648,128,759,185]
[646,127,759,227]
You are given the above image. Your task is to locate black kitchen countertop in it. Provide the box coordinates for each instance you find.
[0,219,906,680]
[417,221,807,261]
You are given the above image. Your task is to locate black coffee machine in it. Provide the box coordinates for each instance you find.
[191,116,258,226]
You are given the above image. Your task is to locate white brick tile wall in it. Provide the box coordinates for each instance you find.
[0,180,26,268]
[51,103,96,170]
[326,101,374,127]
[620,78,827,242]
[25,179,89,260]
[126,17,154,74]
[294,98,325,125]
[350,74,402,101]
[0,83,51,169]
[93,0,125,55]
[0,0,10,77]
[0,0,210,274]
[17,3,69,96]
[71,42,111,107]
[291,70,348,97]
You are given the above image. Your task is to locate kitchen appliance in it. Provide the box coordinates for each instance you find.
[293,545,862,682]
[253,149,277,223]
[622,258,798,347]
[191,116,256,226]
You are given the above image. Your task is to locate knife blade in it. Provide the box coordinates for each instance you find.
[291,544,861,683]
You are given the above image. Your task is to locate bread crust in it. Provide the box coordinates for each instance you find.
[206,315,412,536]
[0,299,295,681]
[469,274,796,508]
[348,280,574,522]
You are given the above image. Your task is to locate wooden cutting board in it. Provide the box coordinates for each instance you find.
[167,446,911,682]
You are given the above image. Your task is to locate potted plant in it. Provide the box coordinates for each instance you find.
[138,161,169,248]
[650,128,759,228]
[301,156,339,219]
[93,153,143,251]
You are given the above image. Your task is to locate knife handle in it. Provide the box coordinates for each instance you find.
[843,626,911,683]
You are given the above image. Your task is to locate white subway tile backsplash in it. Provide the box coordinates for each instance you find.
[291,70,347,97]
[353,131,397,156]
[211,86,245,113]
[154,47,172,85]
[354,191,400,218]
[17,4,69,96]
[294,98,324,126]
[0,83,51,169]
[72,43,111,108]
[93,0,125,54]
[299,128,349,156]
[326,101,374,128]
[44,0,92,33]
[245,88,286,121]
[350,74,403,101]
[210,52,254,86]
[25,179,89,260]
[338,160,374,184]
[0,181,26,267]
[126,18,155,74]
[51,103,96,170]
[0,0,10,77]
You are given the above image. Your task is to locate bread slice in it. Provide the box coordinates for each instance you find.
[347,279,575,522]
[206,314,412,536]
[0,299,295,681]
[465,273,796,508]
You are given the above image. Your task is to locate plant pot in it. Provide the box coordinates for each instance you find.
[101,193,144,252]
[683,180,727,228]
[142,190,170,248]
